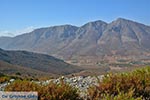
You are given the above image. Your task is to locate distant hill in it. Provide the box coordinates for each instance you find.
[0,60,54,78]
[0,18,150,60]
[0,48,82,75]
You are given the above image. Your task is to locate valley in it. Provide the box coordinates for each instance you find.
[0,18,150,77]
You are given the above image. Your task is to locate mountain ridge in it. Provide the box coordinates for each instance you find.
[0,18,150,60]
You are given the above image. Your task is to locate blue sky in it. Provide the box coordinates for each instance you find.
[0,0,150,36]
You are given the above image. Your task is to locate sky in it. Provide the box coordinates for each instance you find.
[0,0,150,37]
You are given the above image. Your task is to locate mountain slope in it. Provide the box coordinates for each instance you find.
[58,20,108,59]
[0,18,150,60]
[0,60,54,78]
[0,48,82,75]
[97,18,150,56]
[0,25,79,54]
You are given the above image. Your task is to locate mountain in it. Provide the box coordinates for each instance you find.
[0,18,150,60]
[0,48,82,75]
[97,18,150,56]
[58,20,107,58]
[0,25,79,55]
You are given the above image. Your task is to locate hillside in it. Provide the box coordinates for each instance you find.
[0,60,55,78]
[0,48,82,75]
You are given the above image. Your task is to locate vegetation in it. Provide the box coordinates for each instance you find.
[15,72,21,76]
[5,80,82,100]
[0,76,10,83]
[0,73,10,83]
[40,81,81,100]
[0,49,82,75]
[88,66,150,100]
[3,66,150,100]
[5,80,41,91]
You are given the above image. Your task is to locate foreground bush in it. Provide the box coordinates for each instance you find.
[88,67,150,100]
[0,76,10,83]
[5,80,41,91]
[5,80,82,100]
[41,81,81,100]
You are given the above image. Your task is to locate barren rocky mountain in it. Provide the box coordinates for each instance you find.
[0,18,150,60]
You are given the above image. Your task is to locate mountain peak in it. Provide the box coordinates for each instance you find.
[84,20,107,25]
[53,24,78,28]
[116,18,128,21]
[114,18,145,25]
[114,18,131,24]
[81,20,107,29]
[109,18,135,27]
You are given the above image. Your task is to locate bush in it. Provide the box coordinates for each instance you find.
[101,91,142,100]
[88,67,150,100]
[40,81,82,100]
[15,72,21,76]
[5,80,82,100]
[5,80,41,91]
[0,76,10,83]
[0,73,5,77]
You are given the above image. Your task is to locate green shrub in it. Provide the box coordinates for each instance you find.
[15,72,21,76]
[88,67,150,100]
[101,91,142,100]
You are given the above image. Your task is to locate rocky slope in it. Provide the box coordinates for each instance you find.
[0,18,150,60]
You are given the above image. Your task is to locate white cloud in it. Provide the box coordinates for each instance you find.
[14,26,35,36]
[0,26,35,37]
[0,31,15,37]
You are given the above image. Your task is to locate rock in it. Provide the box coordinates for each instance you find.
[1,75,104,98]
[9,79,15,82]
[42,75,104,99]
